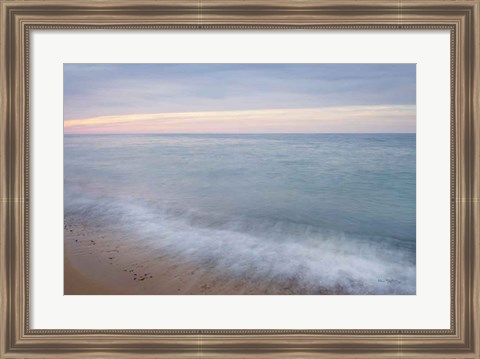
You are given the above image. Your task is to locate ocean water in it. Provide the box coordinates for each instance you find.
[64,133,416,294]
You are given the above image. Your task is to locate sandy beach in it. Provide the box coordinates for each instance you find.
[64,214,313,295]
[64,256,121,295]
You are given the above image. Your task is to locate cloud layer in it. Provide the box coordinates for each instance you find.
[64,105,415,134]
[64,64,416,133]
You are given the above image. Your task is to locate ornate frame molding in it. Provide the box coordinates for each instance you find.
[1,1,478,357]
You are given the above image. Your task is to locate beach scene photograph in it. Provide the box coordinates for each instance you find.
[64,64,416,295]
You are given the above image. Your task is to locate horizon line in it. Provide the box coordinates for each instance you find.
[64,132,416,135]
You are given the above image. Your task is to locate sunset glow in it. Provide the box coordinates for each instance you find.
[64,64,416,133]
[64,105,415,134]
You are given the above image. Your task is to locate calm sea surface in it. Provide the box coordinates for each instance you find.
[64,134,416,294]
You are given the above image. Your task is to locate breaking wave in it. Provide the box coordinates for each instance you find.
[65,188,415,295]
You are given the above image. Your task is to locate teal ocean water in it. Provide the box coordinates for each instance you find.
[64,134,416,294]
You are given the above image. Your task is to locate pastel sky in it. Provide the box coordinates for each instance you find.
[64,64,416,134]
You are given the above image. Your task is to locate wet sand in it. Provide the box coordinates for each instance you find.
[64,214,314,295]
[64,256,121,295]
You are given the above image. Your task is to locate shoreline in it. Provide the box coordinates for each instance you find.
[63,212,402,295]
[64,214,309,295]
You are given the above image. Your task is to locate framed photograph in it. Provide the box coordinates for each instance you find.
[1,0,479,358]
